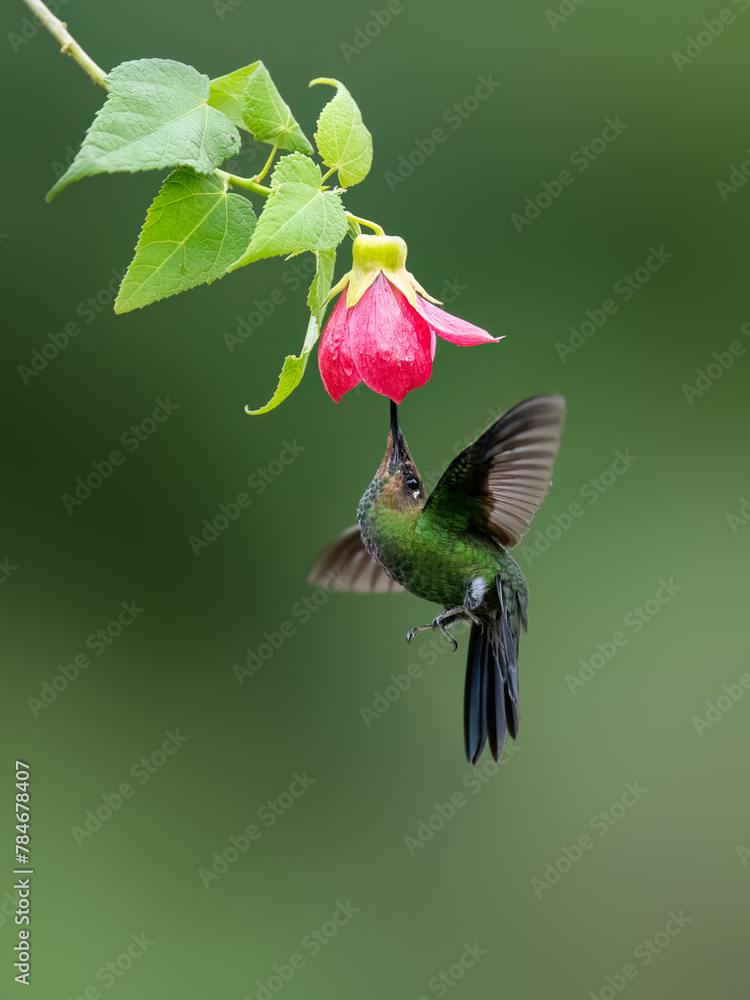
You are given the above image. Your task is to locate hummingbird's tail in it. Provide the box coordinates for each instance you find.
[464,590,520,764]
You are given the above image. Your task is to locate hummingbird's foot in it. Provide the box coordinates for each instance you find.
[405,618,459,651]
[406,621,458,650]
[435,607,483,630]
[406,606,483,650]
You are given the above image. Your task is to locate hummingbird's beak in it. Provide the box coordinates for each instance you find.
[389,400,405,471]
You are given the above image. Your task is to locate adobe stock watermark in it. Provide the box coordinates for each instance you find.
[220,135,267,179]
[339,0,414,62]
[48,125,88,187]
[26,601,145,718]
[213,0,244,20]
[672,1,748,73]
[691,672,750,737]
[681,321,749,404]
[233,568,359,684]
[586,910,693,1000]
[61,397,179,514]
[545,0,593,31]
[530,780,648,898]
[359,621,470,727]
[433,277,472,307]
[188,439,306,555]
[198,772,315,887]
[511,117,628,234]
[7,0,72,53]
[383,75,501,192]
[716,146,750,201]
[17,269,126,385]
[0,884,27,931]
[421,402,506,493]
[0,558,18,586]
[555,246,673,362]
[239,901,360,1000]
[63,932,155,999]
[726,496,750,534]
[223,269,472,355]
[70,730,189,846]
[519,449,638,566]
[403,744,522,856]
[415,943,486,1000]
[222,257,317,353]
[564,579,682,695]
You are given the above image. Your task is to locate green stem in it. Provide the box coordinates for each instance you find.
[21,0,108,88]
[320,167,337,184]
[216,170,272,197]
[22,0,274,202]
[26,1,390,241]
[344,213,385,237]
[254,145,278,183]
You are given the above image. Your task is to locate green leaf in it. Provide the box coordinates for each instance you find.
[114,168,256,314]
[47,59,240,201]
[228,153,347,269]
[208,62,260,130]
[310,78,373,187]
[307,248,336,324]
[245,313,320,415]
[242,62,314,155]
[270,152,321,189]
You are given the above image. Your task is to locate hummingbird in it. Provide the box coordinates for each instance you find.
[309,396,566,764]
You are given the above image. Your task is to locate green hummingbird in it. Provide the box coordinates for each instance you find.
[309,395,566,764]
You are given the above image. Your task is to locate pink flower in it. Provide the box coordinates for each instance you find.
[318,235,502,403]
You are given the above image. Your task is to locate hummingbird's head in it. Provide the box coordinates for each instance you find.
[374,401,426,510]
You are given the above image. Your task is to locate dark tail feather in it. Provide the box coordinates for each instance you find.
[464,622,511,764]
[464,586,520,763]
[464,624,489,764]
[486,638,506,761]
[497,581,520,740]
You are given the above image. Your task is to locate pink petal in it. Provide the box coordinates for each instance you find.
[348,275,433,403]
[416,297,501,346]
[318,292,362,403]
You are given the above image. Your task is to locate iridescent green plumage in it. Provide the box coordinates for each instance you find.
[360,485,525,612]
[310,396,565,762]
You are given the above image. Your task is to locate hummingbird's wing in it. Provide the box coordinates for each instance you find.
[308,526,405,594]
[423,395,566,548]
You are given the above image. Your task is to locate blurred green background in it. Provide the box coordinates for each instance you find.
[2,0,749,997]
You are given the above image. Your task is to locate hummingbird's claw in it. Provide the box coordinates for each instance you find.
[434,622,458,651]
[406,624,426,643]
[406,620,458,650]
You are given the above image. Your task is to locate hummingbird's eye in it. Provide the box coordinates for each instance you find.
[404,475,420,492]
